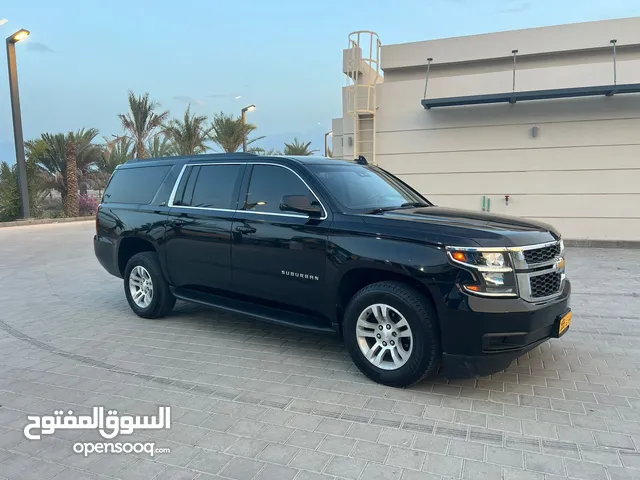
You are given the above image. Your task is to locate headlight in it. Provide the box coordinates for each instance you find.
[447,248,518,297]
[450,251,507,269]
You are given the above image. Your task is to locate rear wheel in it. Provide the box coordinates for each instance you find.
[343,281,440,387]
[124,252,175,319]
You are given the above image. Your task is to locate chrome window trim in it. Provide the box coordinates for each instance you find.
[167,161,328,220]
[168,162,246,209]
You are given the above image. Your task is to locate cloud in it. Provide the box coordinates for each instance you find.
[26,42,55,53]
[207,92,242,99]
[173,95,205,106]
[499,0,531,13]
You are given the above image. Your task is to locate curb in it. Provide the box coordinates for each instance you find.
[564,239,640,249]
[0,216,94,228]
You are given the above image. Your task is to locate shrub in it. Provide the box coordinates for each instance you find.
[78,194,99,216]
[0,160,43,221]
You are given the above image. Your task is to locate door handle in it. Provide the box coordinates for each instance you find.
[235,225,256,234]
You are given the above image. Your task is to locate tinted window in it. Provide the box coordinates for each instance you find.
[103,165,171,204]
[173,166,200,206]
[187,164,244,209]
[309,164,425,210]
[244,165,315,214]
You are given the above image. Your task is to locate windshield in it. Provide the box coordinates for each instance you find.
[308,163,428,211]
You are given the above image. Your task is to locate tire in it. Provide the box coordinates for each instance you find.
[343,281,441,387]
[124,252,176,319]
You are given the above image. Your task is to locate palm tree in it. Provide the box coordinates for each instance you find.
[76,130,103,194]
[209,112,264,153]
[118,90,169,159]
[147,134,175,158]
[283,137,318,156]
[29,134,66,200]
[96,136,134,181]
[65,135,79,217]
[253,148,282,156]
[26,128,101,208]
[164,106,211,155]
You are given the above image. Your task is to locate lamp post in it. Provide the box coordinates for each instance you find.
[241,104,256,153]
[7,28,31,218]
[324,131,333,157]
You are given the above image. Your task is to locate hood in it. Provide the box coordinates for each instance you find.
[362,206,560,248]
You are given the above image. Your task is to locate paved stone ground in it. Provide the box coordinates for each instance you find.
[1,222,640,480]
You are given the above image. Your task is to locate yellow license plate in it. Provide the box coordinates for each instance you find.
[559,312,572,335]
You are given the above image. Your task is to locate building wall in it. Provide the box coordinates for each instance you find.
[333,18,640,241]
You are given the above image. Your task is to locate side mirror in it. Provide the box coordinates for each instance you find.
[280,195,322,217]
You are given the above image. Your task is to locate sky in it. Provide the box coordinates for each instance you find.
[1,0,640,163]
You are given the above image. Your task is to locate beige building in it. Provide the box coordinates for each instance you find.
[331,18,640,242]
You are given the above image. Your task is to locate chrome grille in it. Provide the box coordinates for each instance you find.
[530,271,562,298]
[523,243,561,264]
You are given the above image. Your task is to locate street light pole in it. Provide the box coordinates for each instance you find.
[324,131,333,157]
[6,28,31,218]
[241,104,256,153]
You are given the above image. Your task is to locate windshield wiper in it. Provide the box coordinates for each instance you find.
[365,202,429,214]
[400,202,428,208]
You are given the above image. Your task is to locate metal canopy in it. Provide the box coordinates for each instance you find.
[421,83,640,109]
[421,39,640,109]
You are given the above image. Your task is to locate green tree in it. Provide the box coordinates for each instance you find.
[209,112,264,153]
[26,128,102,208]
[283,137,318,156]
[96,136,134,183]
[253,148,282,156]
[118,90,169,159]
[0,159,44,221]
[65,135,79,217]
[147,134,175,158]
[164,106,211,155]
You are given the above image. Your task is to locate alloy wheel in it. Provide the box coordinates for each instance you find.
[355,303,413,370]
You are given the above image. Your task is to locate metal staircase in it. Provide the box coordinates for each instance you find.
[345,31,382,164]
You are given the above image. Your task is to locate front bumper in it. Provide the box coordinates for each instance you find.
[435,279,571,378]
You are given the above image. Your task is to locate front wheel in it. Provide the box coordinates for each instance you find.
[124,252,176,319]
[343,281,441,387]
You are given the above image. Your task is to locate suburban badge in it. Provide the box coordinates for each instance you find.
[281,270,319,281]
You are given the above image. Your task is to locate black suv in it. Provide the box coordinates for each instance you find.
[94,153,571,387]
